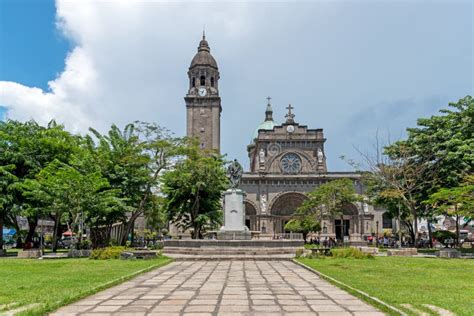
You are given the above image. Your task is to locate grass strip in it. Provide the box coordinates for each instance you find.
[293,259,405,316]
[6,257,173,316]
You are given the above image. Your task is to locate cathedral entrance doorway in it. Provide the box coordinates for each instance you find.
[269,192,308,235]
[244,201,257,231]
[335,219,350,241]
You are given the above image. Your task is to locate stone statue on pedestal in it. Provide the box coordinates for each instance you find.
[219,159,251,240]
[227,159,243,189]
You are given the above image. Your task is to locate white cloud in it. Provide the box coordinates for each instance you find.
[0,1,470,170]
[0,0,254,134]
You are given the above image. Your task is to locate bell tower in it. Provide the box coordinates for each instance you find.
[185,33,221,152]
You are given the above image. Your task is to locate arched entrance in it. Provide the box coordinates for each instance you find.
[269,192,308,234]
[244,201,258,231]
[334,203,359,241]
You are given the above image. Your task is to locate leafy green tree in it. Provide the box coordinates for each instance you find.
[284,216,321,243]
[425,175,474,247]
[405,96,473,190]
[0,165,17,252]
[0,120,80,247]
[162,145,228,239]
[22,157,124,250]
[88,122,185,245]
[297,178,360,241]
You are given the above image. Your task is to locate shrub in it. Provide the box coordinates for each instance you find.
[433,230,457,246]
[90,246,127,260]
[75,239,91,250]
[331,247,373,259]
[295,249,304,258]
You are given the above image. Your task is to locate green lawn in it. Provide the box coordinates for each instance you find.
[0,257,172,315]
[298,256,474,316]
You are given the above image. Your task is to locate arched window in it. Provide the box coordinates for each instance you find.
[382,212,393,229]
[210,77,214,87]
[192,77,196,87]
[200,76,205,86]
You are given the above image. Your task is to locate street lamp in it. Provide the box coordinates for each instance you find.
[376,221,379,247]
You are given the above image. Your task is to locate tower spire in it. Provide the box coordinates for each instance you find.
[265,97,273,122]
[203,25,206,40]
[285,104,295,123]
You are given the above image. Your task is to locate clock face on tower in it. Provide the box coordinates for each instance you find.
[279,153,302,174]
[198,87,207,97]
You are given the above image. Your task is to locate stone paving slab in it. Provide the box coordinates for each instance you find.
[51,260,385,315]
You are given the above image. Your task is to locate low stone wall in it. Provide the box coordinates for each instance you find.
[68,249,92,258]
[17,249,41,259]
[121,250,157,260]
[164,239,304,248]
[355,246,379,255]
[437,248,461,258]
[387,248,417,256]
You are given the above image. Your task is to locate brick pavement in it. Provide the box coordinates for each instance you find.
[51,260,385,315]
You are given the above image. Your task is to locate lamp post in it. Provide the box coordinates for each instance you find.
[376,221,379,247]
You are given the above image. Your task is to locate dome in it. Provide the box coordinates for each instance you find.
[190,51,218,69]
[190,36,218,69]
[252,120,276,141]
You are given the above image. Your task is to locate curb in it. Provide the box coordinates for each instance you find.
[292,259,407,316]
[39,258,173,315]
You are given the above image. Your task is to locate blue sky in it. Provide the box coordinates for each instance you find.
[0,0,472,171]
[0,0,69,119]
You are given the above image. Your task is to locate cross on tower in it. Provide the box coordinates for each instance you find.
[285,104,295,123]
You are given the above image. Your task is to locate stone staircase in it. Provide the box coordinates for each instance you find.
[163,246,301,260]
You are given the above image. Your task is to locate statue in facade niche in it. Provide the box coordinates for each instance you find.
[227,159,243,189]
[260,195,267,214]
[317,148,324,163]
[259,148,266,164]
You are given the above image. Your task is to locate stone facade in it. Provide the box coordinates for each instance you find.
[171,35,395,242]
[185,33,221,152]
[241,101,392,243]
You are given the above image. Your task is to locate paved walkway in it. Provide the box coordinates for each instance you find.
[52,260,384,316]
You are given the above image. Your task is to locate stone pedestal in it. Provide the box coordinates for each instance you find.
[17,249,41,259]
[437,248,461,258]
[387,248,417,256]
[218,189,251,240]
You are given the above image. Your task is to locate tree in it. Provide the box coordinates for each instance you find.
[284,216,321,243]
[88,122,185,245]
[0,120,80,248]
[22,157,124,250]
[351,96,473,247]
[425,175,474,247]
[0,165,17,253]
[297,178,360,241]
[162,145,228,239]
[405,96,473,190]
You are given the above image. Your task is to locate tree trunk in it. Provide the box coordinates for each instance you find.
[52,214,60,252]
[412,210,419,248]
[402,220,415,245]
[24,217,38,249]
[427,218,433,248]
[119,211,142,245]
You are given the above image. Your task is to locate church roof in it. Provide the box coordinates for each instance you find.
[190,34,218,69]
[252,120,277,141]
[252,98,277,141]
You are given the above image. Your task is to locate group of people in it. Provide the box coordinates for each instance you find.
[308,236,338,248]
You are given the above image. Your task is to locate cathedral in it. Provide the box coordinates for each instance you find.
[182,34,392,243]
